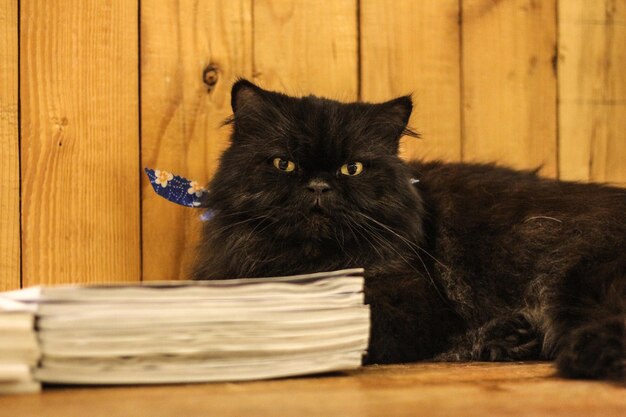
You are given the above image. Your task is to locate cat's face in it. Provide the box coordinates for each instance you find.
[206,80,423,251]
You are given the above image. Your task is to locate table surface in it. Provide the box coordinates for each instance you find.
[1,362,625,417]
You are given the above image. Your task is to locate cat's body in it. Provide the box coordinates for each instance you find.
[192,80,626,380]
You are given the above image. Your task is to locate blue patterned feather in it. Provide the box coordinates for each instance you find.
[144,168,209,208]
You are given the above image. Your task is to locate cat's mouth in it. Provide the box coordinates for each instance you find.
[303,212,333,240]
[309,202,333,219]
[306,204,333,231]
[310,205,326,215]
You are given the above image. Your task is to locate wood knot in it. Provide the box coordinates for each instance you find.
[202,64,219,93]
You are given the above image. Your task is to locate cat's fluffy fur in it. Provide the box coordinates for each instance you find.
[192,80,626,380]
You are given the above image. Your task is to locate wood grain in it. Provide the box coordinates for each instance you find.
[0,0,19,290]
[462,0,558,177]
[360,0,461,162]
[558,0,626,184]
[140,0,253,281]
[1,363,625,416]
[20,0,140,285]
[253,0,358,99]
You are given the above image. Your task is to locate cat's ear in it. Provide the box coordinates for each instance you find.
[381,95,413,125]
[231,79,266,115]
[373,95,417,152]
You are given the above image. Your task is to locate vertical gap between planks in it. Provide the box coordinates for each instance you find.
[138,0,144,281]
[356,0,362,101]
[17,0,22,288]
[458,0,465,162]
[251,0,256,79]
[554,0,560,180]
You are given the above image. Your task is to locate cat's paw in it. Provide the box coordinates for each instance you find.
[473,313,542,361]
[433,349,472,362]
[556,317,625,380]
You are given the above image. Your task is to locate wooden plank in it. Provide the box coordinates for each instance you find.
[0,0,19,290]
[20,0,140,286]
[253,0,358,99]
[141,0,253,280]
[558,0,626,184]
[2,363,626,417]
[462,0,558,177]
[360,0,461,162]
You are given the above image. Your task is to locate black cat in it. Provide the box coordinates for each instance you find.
[192,79,626,380]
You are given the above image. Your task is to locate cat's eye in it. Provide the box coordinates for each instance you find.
[340,162,363,176]
[272,157,296,172]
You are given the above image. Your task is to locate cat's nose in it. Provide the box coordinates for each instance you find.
[307,179,331,194]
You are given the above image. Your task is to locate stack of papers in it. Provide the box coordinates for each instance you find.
[2,269,369,385]
[0,299,40,394]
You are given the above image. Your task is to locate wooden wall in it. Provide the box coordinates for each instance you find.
[1,0,19,290]
[1,0,624,288]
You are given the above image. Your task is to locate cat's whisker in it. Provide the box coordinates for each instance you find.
[352,218,416,268]
[356,212,450,271]
[348,217,419,273]
[208,207,263,220]
[354,212,451,305]
[348,218,444,304]
[343,219,363,253]
[209,217,259,236]
[346,218,386,260]
[332,226,358,266]
[209,208,282,237]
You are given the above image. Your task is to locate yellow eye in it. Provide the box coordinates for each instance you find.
[273,157,296,172]
[340,162,363,176]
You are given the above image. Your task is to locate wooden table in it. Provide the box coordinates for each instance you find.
[1,363,625,417]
